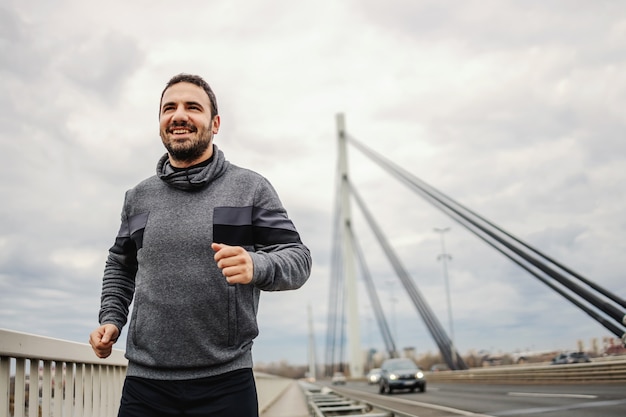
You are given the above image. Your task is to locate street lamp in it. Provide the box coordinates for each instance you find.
[386,280,398,357]
[434,227,456,368]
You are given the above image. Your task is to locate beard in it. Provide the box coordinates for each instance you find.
[160,122,213,164]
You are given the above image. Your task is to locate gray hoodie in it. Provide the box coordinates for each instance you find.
[99,146,312,380]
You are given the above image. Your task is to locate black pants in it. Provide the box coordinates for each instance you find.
[118,368,259,417]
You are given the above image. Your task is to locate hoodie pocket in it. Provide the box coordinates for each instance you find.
[227,285,238,346]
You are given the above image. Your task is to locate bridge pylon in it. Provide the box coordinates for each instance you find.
[336,113,363,378]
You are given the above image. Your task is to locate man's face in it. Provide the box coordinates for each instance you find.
[159,82,220,166]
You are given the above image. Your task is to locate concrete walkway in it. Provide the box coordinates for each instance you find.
[255,373,309,417]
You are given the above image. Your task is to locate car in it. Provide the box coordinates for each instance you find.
[551,352,591,365]
[429,363,449,372]
[331,371,347,385]
[378,358,426,394]
[366,368,382,384]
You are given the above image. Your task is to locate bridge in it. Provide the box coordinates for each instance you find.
[1,114,626,416]
[325,114,625,377]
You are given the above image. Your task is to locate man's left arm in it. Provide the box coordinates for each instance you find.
[248,180,312,291]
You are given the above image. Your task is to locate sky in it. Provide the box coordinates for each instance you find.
[1,0,625,367]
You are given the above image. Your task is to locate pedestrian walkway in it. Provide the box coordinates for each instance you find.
[255,373,309,417]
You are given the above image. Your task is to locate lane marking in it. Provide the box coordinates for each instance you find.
[332,385,495,416]
[491,399,626,416]
[507,392,597,399]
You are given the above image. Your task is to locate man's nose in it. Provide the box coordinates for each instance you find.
[171,105,189,121]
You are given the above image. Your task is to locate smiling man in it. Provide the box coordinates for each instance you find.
[89,73,312,417]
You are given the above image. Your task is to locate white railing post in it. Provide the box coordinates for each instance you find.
[41,360,52,416]
[0,356,10,417]
[75,363,84,417]
[84,364,93,417]
[64,363,74,417]
[29,360,38,417]
[54,362,63,417]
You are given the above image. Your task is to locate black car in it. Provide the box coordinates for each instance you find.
[551,352,591,364]
[378,358,426,394]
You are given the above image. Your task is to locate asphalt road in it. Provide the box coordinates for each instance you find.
[326,380,626,417]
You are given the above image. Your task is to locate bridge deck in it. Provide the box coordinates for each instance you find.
[256,374,309,417]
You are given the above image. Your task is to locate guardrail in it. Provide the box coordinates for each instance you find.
[0,328,127,417]
[425,358,626,384]
[303,383,416,417]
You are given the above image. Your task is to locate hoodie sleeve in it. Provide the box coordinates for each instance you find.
[248,179,312,291]
[98,193,139,331]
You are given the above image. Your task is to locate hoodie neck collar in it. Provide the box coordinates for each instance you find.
[156,145,229,190]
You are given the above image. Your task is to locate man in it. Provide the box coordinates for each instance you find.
[89,73,312,417]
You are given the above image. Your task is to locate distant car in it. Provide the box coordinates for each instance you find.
[429,363,449,372]
[551,352,591,365]
[366,368,382,384]
[331,371,347,385]
[379,358,426,394]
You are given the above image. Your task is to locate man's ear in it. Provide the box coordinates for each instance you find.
[212,115,221,134]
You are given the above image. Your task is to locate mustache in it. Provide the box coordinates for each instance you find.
[168,121,197,132]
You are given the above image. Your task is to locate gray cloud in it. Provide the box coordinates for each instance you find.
[55,32,145,103]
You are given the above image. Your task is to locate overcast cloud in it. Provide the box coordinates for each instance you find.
[1,0,625,365]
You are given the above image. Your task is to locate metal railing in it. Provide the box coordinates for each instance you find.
[425,358,626,384]
[302,383,415,417]
[0,328,127,417]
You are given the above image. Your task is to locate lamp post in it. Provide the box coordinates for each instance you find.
[386,280,398,357]
[434,227,456,368]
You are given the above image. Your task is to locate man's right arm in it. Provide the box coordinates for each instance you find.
[91,214,138,357]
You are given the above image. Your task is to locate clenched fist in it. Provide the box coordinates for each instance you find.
[89,323,119,358]
[212,243,254,285]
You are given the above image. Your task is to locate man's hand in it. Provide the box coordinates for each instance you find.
[89,324,119,359]
[212,243,254,285]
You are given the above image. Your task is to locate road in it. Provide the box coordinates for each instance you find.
[325,380,626,417]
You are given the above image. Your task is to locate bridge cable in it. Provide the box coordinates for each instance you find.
[348,179,469,370]
[347,135,626,341]
[347,225,399,358]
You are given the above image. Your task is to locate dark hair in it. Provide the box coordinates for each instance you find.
[160,73,218,117]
